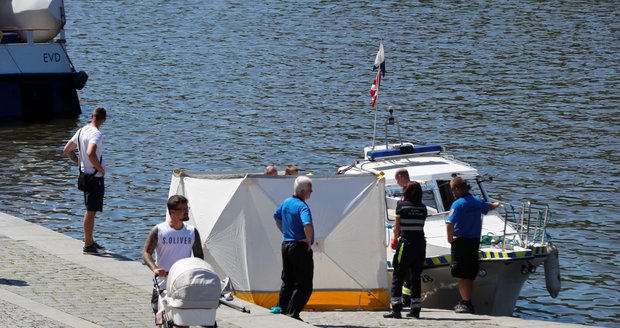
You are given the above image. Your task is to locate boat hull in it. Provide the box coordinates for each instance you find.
[1,5,86,122]
[388,252,547,316]
[424,257,543,315]
[0,72,82,121]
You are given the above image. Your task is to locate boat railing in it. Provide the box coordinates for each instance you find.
[498,202,549,249]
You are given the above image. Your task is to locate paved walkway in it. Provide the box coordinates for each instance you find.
[0,212,585,327]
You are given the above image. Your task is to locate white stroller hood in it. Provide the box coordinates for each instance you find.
[166,257,221,309]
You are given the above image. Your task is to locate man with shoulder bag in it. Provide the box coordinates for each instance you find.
[63,107,108,255]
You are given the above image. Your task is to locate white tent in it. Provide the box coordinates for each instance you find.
[168,171,389,310]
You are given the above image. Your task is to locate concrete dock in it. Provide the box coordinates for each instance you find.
[0,212,586,327]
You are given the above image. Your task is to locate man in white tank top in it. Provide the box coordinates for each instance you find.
[142,195,204,327]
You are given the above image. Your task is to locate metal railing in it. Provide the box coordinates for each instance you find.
[499,202,550,249]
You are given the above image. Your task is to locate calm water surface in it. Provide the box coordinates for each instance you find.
[1,1,618,326]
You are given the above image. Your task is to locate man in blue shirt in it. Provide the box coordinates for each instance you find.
[273,176,314,321]
[446,176,499,314]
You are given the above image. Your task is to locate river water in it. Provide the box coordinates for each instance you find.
[0,0,618,326]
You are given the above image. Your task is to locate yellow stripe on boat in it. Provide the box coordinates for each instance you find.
[479,250,533,260]
[423,255,451,267]
[532,246,548,256]
[394,247,545,269]
[235,289,390,310]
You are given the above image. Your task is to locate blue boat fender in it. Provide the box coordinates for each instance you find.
[544,241,561,298]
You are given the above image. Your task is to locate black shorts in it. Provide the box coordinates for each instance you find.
[450,237,480,280]
[84,177,104,212]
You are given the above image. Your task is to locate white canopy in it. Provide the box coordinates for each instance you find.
[168,172,389,310]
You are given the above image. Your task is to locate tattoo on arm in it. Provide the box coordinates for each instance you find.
[142,226,158,270]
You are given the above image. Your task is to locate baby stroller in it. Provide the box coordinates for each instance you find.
[155,257,221,328]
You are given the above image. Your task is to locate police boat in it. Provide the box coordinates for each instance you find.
[338,107,561,316]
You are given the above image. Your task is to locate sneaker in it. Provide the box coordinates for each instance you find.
[454,301,474,314]
[83,244,100,255]
[269,306,282,314]
[92,241,106,252]
[83,242,106,255]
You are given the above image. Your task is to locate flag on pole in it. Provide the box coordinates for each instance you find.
[370,70,381,108]
[370,42,385,108]
[372,41,385,77]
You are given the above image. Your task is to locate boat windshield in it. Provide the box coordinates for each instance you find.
[437,178,486,211]
[386,186,403,199]
[423,189,438,212]
[385,184,438,213]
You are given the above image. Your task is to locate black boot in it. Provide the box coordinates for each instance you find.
[406,308,420,319]
[407,299,421,318]
[383,302,403,319]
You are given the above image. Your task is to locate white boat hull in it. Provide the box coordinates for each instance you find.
[424,257,544,315]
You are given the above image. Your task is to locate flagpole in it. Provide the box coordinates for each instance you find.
[370,40,385,151]
[371,69,381,151]
[372,100,378,150]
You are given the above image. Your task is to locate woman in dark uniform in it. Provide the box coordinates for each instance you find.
[384,181,427,319]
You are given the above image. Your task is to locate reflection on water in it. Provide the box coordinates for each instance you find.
[0,120,81,228]
[1,1,619,327]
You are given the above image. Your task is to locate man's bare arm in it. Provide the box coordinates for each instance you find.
[446,222,455,244]
[275,219,283,233]
[86,143,105,175]
[304,224,313,250]
[63,140,78,164]
[142,226,165,276]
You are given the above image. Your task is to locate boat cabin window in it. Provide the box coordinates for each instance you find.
[423,189,438,213]
[438,180,456,211]
[386,186,403,199]
[386,185,438,213]
[437,178,485,211]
